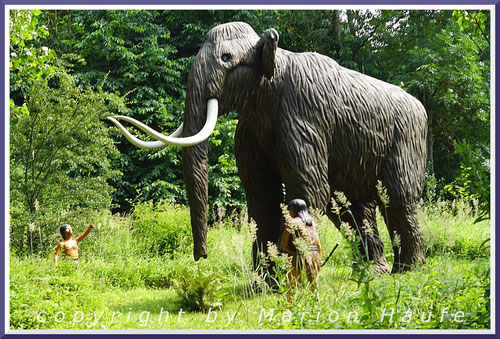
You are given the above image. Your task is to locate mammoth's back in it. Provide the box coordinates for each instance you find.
[278,49,427,195]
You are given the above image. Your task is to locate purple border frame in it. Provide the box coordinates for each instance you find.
[1,1,498,338]
[0,0,498,4]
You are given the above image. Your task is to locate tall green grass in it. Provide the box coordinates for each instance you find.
[9,200,490,330]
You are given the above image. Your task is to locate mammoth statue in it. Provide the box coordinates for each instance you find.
[109,22,427,273]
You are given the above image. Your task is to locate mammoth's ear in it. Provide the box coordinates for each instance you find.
[256,28,279,79]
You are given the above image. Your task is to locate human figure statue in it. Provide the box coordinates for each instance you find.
[281,199,322,293]
[54,224,94,267]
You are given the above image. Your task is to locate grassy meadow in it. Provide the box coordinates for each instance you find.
[9,200,491,331]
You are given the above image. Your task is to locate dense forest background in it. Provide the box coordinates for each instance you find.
[9,9,490,256]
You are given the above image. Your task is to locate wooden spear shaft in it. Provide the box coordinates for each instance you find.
[321,242,340,267]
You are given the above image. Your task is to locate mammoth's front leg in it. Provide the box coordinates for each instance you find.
[234,121,284,287]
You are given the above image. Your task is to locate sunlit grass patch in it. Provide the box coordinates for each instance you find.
[9,199,490,330]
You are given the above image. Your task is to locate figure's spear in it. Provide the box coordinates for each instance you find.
[321,242,340,267]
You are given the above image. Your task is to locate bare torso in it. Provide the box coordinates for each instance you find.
[60,239,79,258]
[55,224,94,266]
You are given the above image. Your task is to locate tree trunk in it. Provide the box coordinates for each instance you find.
[332,10,341,51]
[333,10,341,41]
[423,91,434,174]
[427,111,434,174]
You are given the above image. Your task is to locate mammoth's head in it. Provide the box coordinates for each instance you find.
[108,22,279,260]
[193,21,278,102]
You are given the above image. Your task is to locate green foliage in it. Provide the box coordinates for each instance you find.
[419,200,490,259]
[173,262,225,312]
[10,202,490,329]
[208,113,246,218]
[377,10,490,186]
[422,169,439,205]
[10,257,105,329]
[443,140,490,222]
[131,201,191,257]
[10,69,124,256]
[453,10,490,49]
[9,10,57,94]
[41,10,188,210]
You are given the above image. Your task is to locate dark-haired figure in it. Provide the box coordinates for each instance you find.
[281,199,322,292]
[54,224,94,267]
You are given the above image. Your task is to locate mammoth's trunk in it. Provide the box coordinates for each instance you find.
[182,91,210,260]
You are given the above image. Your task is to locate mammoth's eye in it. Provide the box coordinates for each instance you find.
[221,53,232,62]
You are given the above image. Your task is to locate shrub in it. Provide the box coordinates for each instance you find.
[444,140,490,222]
[9,69,124,256]
[418,199,490,259]
[131,201,191,257]
[172,261,225,312]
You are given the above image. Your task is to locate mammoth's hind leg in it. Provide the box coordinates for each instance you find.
[326,199,386,270]
[234,121,284,282]
[327,197,390,274]
[379,139,426,273]
[380,202,426,273]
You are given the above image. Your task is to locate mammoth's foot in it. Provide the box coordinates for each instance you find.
[391,250,426,273]
[390,226,426,273]
[358,234,391,274]
[351,249,391,274]
[351,258,390,275]
[373,258,391,274]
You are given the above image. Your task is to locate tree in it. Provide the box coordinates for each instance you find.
[11,71,122,213]
[10,70,125,254]
[375,10,490,202]
[43,9,251,215]
[10,10,56,101]
[9,10,127,254]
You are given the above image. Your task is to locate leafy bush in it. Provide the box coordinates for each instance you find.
[418,200,490,259]
[131,201,191,257]
[172,261,225,312]
[444,140,490,222]
[9,69,124,256]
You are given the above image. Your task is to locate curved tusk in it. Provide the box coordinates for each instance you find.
[110,116,184,140]
[108,98,219,148]
[107,117,168,149]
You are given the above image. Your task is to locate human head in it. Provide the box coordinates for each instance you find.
[287,199,313,226]
[60,224,72,239]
